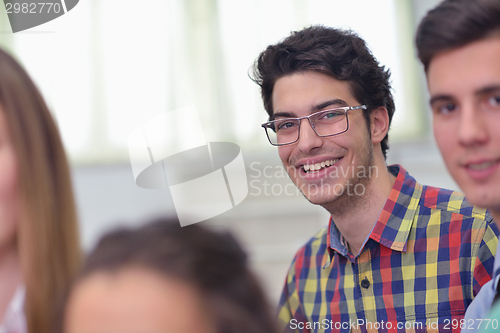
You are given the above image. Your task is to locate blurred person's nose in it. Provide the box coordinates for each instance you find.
[458,104,489,147]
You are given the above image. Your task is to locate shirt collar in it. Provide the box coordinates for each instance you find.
[327,165,421,258]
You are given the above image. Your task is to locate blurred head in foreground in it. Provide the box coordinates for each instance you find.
[0,47,81,333]
[416,0,500,216]
[62,218,276,333]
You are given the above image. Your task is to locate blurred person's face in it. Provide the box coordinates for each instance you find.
[272,71,375,207]
[0,106,19,254]
[428,37,500,214]
[65,266,216,333]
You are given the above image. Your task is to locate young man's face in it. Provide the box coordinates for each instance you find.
[272,71,374,207]
[428,37,500,213]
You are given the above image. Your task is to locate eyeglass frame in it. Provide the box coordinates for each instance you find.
[261,104,368,146]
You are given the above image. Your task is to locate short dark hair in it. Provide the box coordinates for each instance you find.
[416,0,500,71]
[60,218,276,333]
[251,25,395,159]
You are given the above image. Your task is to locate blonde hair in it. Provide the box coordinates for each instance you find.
[0,48,81,333]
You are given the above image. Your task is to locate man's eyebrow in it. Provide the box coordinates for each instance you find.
[429,85,500,106]
[271,99,349,120]
[271,111,295,120]
[429,94,453,106]
[313,99,349,112]
[476,85,500,96]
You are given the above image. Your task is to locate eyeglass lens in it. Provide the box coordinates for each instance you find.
[266,109,348,145]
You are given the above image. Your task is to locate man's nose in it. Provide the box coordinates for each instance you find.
[296,118,323,152]
[458,104,489,147]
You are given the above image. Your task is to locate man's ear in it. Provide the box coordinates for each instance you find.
[370,106,390,144]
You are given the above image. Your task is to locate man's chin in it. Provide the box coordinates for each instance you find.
[301,191,337,206]
[460,188,500,215]
[294,180,343,205]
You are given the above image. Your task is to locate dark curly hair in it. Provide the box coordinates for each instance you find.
[416,0,500,72]
[251,25,395,159]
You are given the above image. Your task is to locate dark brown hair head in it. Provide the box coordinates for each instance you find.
[416,0,500,71]
[64,218,276,333]
[251,25,395,159]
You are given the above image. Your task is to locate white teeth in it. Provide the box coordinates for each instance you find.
[469,161,496,170]
[303,158,340,173]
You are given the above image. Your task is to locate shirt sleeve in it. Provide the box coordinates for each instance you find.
[462,279,496,333]
[471,220,499,297]
[277,250,310,333]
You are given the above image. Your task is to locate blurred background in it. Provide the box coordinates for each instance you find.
[0,0,454,306]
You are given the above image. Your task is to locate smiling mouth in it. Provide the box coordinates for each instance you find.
[466,161,498,170]
[303,158,341,173]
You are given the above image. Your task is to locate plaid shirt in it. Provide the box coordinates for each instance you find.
[278,165,499,333]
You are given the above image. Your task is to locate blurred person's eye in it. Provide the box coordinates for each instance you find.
[434,103,457,115]
[487,95,500,108]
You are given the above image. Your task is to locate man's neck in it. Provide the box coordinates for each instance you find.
[324,161,396,256]
[490,210,500,230]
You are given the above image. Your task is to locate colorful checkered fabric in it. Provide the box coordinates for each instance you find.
[278,165,499,333]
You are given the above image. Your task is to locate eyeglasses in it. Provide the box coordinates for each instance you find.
[261,105,367,146]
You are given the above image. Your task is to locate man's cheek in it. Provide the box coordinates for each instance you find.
[278,149,289,165]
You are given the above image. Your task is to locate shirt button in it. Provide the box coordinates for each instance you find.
[361,278,370,289]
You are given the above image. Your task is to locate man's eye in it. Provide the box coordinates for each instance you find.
[437,103,456,114]
[321,111,342,119]
[276,121,297,131]
[487,95,500,107]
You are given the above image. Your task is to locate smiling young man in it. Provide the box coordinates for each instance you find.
[416,0,500,331]
[252,26,499,332]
